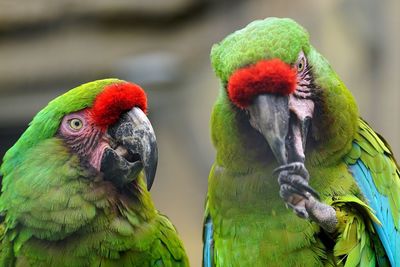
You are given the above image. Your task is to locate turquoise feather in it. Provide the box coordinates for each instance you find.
[349,158,399,265]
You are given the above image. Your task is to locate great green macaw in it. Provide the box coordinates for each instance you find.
[203,18,399,266]
[0,79,189,266]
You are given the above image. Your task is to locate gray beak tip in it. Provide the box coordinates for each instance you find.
[145,171,155,190]
[144,151,158,191]
[105,107,159,190]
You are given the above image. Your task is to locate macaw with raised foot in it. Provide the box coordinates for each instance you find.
[203,18,399,266]
[0,79,189,266]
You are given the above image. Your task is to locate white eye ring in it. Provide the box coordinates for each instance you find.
[68,118,83,130]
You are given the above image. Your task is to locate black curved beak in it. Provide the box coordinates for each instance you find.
[101,107,158,190]
[246,94,313,164]
[247,94,290,165]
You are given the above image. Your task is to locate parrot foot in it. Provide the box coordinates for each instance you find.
[305,194,337,233]
[274,162,320,199]
[275,162,337,233]
[274,162,310,180]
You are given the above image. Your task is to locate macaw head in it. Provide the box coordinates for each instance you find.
[211,18,358,165]
[2,79,157,192]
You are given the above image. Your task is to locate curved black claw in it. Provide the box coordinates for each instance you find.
[278,172,317,198]
[274,162,310,180]
[279,183,309,219]
[285,201,309,219]
[279,174,313,219]
[274,162,338,232]
[279,182,309,200]
[275,163,320,200]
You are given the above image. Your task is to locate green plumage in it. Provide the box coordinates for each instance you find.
[0,79,188,266]
[211,18,310,83]
[206,18,398,266]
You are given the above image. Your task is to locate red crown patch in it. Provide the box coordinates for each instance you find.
[227,59,297,109]
[91,82,147,128]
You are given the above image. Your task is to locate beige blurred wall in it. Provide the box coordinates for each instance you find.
[0,0,399,266]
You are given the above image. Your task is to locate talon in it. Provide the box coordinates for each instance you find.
[278,172,318,200]
[274,162,309,180]
[282,196,309,219]
[277,170,289,185]
[274,162,304,174]
[279,183,309,200]
[294,206,309,219]
[296,183,320,200]
[275,163,326,224]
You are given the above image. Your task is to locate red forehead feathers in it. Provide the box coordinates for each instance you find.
[227,59,297,109]
[91,82,147,128]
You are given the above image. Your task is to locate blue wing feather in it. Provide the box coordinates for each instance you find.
[349,155,399,266]
[203,216,214,267]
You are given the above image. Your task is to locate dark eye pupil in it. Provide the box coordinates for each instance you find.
[69,119,82,129]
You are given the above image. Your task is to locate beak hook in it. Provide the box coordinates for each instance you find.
[124,108,158,190]
[103,107,158,190]
[247,94,290,165]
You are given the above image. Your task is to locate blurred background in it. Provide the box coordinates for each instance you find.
[0,0,399,265]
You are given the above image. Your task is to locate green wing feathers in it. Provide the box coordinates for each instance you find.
[352,119,400,227]
[329,195,387,267]
[341,118,399,265]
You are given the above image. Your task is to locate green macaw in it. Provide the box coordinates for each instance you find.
[0,79,189,266]
[203,18,400,266]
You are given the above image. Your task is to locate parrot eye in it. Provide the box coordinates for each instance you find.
[296,57,306,73]
[68,118,83,131]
